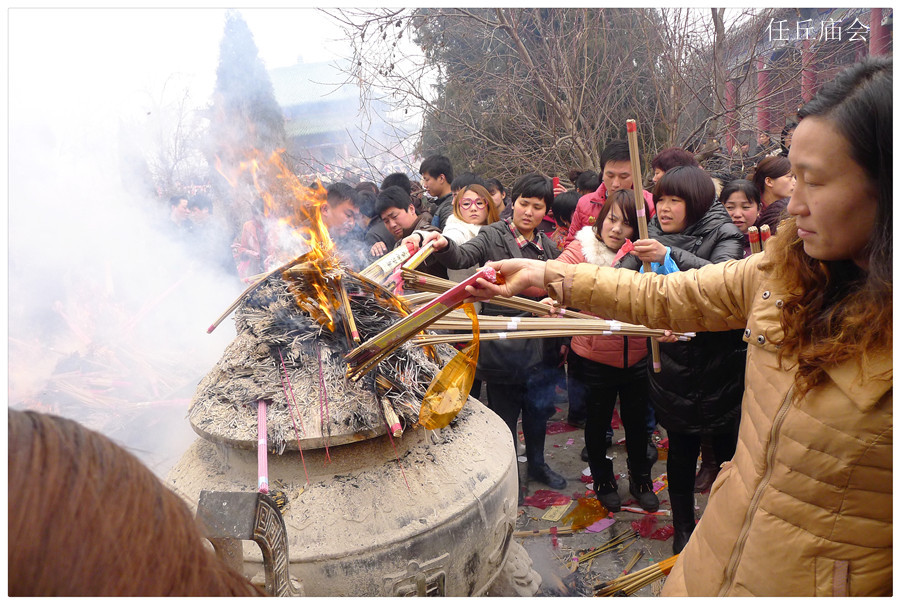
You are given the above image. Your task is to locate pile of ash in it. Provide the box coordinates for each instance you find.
[189,268,454,453]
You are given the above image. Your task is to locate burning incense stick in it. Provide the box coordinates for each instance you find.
[759,224,771,250]
[627,119,662,373]
[336,277,361,344]
[748,226,761,254]
[381,397,403,437]
[257,399,269,494]
[345,266,500,380]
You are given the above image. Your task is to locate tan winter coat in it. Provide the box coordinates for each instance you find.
[544,251,892,596]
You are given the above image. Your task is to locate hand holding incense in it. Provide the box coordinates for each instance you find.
[345,266,499,380]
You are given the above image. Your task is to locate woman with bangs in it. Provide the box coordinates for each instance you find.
[619,165,746,554]
[555,189,659,513]
[463,58,892,595]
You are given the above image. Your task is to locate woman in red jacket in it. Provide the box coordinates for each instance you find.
[554,189,659,513]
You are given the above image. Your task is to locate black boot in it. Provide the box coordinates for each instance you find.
[670,492,696,554]
[694,438,719,493]
[581,446,589,462]
[528,462,567,490]
[594,478,621,512]
[628,467,660,513]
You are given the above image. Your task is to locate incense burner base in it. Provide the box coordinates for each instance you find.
[167,399,539,597]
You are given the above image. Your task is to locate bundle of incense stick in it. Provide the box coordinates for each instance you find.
[403,240,436,271]
[626,118,662,373]
[359,242,416,283]
[344,266,499,380]
[748,226,762,254]
[620,549,645,576]
[576,530,640,565]
[401,268,595,319]
[759,224,771,250]
[593,554,679,596]
[426,314,693,339]
[400,291,439,307]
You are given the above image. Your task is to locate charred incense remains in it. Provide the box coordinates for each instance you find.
[190,264,454,453]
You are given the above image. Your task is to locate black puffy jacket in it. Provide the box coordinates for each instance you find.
[620,202,746,435]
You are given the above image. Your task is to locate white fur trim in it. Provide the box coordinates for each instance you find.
[575,226,617,267]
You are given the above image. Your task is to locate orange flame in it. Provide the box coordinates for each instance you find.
[230,149,344,330]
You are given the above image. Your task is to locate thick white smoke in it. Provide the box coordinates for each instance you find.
[8,110,246,476]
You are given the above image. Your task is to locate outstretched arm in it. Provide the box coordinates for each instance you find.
[464,258,549,300]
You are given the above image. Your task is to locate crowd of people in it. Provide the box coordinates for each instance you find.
[297,58,890,596]
[463,58,891,596]
[19,58,888,597]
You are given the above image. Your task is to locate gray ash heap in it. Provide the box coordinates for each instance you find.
[189,263,453,453]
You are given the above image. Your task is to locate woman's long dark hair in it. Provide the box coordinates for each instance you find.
[762,58,892,397]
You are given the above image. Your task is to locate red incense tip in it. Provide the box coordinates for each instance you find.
[482,266,498,283]
[626,120,636,132]
[207,325,216,333]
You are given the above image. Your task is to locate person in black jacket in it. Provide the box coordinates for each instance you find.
[622,165,745,554]
[413,173,567,495]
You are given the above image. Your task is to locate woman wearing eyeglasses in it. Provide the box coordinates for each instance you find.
[441,184,501,284]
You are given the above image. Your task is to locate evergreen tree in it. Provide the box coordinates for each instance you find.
[205,9,287,226]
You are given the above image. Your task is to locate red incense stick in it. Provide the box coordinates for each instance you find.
[345,266,499,378]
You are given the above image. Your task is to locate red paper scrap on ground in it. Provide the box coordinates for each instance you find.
[523,490,572,509]
[580,473,593,484]
[632,515,658,537]
[546,421,578,435]
[650,525,675,540]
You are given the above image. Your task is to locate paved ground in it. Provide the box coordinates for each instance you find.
[509,395,713,597]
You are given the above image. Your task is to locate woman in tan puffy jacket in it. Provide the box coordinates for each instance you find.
[465,58,892,596]
[555,189,658,513]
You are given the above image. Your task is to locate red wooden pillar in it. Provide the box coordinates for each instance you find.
[756,56,771,136]
[801,39,817,103]
[725,80,738,152]
[870,8,889,56]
